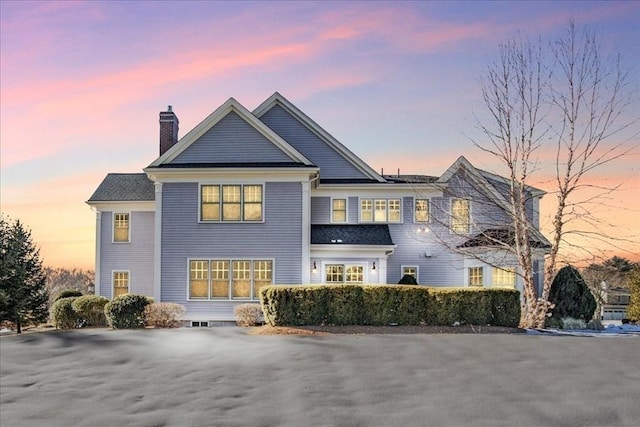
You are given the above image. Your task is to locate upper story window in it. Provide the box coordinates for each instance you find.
[113,213,130,242]
[492,267,516,288]
[201,184,263,222]
[360,198,402,223]
[415,199,429,223]
[332,199,347,223]
[451,199,470,233]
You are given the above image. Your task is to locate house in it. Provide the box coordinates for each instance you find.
[87,93,550,324]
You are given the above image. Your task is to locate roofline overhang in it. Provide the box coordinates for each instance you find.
[85,200,155,211]
[311,244,397,254]
[144,167,319,182]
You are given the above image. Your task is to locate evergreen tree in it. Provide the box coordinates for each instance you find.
[549,265,597,322]
[0,215,49,333]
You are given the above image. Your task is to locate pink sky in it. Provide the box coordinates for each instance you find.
[1,1,639,269]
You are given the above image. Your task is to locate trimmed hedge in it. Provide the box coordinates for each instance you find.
[260,285,520,328]
[104,294,152,329]
[50,297,80,329]
[72,295,109,327]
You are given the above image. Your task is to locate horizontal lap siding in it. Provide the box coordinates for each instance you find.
[311,196,330,223]
[161,181,302,320]
[99,211,155,299]
[172,111,293,164]
[260,105,368,179]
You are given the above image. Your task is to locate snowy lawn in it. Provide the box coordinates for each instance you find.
[1,328,639,427]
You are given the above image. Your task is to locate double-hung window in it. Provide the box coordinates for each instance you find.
[201,184,263,222]
[114,213,130,242]
[415,199,429,223]
[451,199,470,233]
[360,198,401,223]
[492,267,516,288]
[113,271,129,297]
[189,259,272,300]
[468,267,484,287]
[332,199,347,223]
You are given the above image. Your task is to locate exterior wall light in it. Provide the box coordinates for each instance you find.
[313,262,317,273]
[372,262,376,271]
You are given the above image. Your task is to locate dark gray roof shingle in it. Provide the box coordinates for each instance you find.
[88,173,155,202]
[458,228,551,249]
[311,224,394,245]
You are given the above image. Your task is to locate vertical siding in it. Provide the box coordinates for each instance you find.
[260,105,369,179]
[160,181,303,320]
[172,111,293,164]
[98,211,155,299]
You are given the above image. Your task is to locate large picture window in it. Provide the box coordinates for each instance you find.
[189,259,272,300]
[360,198,401,223]
[113,213,130,242]
[451,199,470,233]
[200,184,263,222]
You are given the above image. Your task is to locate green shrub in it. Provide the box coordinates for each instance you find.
[586,318,604,330]
[54,289,83,302]
[104,294,152,329]
[50,297,80,329]
[72,295,109,326]
[561,317,587,330]
[260,285,520,328]
[234,303,264,327]
[549,265,597,322]
[144,302,185,328]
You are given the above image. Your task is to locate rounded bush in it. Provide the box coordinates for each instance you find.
[234,303,264,327]
[72,295,109,326]
[104,294,152,329]
[144,302,186,328]
[54,289,83,302]
[549,265,596,322]
[50,297,80,329]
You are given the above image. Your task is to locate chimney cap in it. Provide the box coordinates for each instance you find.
[167,105,173,112]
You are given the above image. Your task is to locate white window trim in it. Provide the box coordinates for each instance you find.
[186,258,275,301]
[321,261,368,284]
[467,266,484,287]
[491,266,517,288]
[413,198,430,224]
[450,198,472,234]
[331,197,348,223]
[358,197,403,224]
[198,183,265,223]
[112,270,130,298]
[401,265,419,281]
[112,212,131,243]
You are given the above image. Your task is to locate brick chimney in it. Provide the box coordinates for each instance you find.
[159,106,179,156]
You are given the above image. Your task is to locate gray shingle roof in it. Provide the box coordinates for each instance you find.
[458,228,551,249]
[311,224,394,245]
[88,173,155,202]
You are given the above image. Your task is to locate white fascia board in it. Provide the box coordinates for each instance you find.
[149,98,313,167]
[311,245,397,258]
[144,167,319,183]
[85,201,155,212]
[253,93,386,182]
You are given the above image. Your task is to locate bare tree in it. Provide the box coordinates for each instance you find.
[473,22,638,328]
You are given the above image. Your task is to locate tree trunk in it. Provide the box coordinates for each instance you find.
[16,318,22,334]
